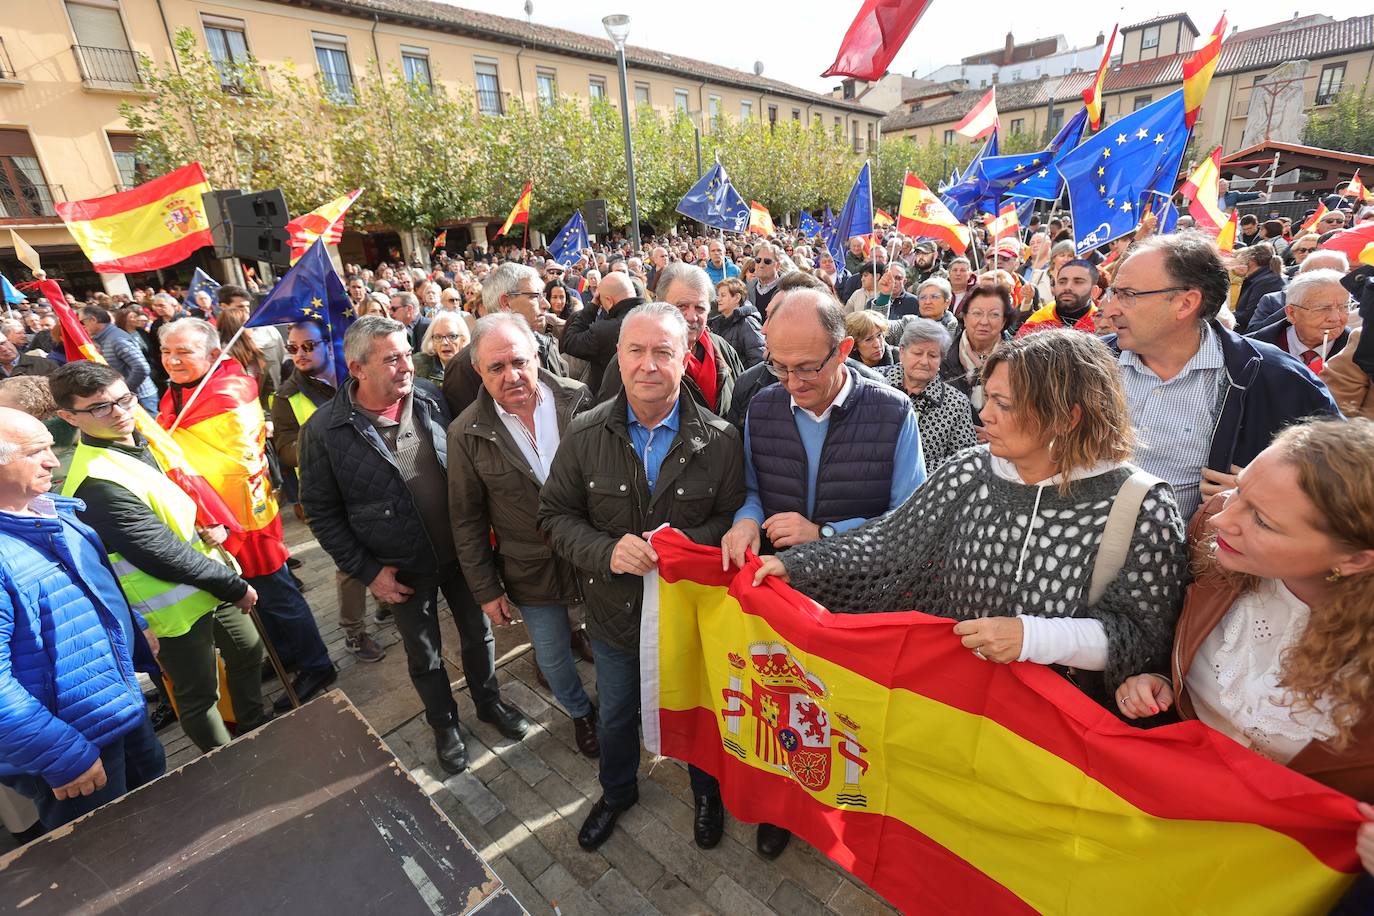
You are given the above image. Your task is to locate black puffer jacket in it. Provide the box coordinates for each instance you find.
[297,379,452,586]
[708,304,766,369]
[537,387,745,652]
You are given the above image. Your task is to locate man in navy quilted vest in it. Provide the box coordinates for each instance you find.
[0,406,166,831]
[718,286,926,860]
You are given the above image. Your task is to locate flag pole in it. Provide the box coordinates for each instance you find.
[867,160,878,295]
[168,325,248,434]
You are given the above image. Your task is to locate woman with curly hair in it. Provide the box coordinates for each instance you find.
[1117,418,1374,805]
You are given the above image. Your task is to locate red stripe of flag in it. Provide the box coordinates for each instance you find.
[821,0,935,82]
[81,233,214,275]
[54,163,210,222]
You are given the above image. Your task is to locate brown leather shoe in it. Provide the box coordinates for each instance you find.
[573,708,599,758]
[570,627,595,664]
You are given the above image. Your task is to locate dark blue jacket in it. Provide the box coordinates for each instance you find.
[1234,267,1285,332]
[0,497,147,786]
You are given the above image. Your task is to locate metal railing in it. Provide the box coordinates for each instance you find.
[218,62,271,95]
[72,45,144,88]
[476,88,505,116]
[0,182,63,219]
[0,37,16,80]
[1315,89,1343,106]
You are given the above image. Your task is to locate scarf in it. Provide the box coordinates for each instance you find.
[685,331,720,411]
[958,331,990,412]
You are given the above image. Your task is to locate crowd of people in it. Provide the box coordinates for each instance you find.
[2,194,1374,907]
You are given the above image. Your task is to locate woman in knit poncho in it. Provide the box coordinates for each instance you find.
[753,329,1189,700]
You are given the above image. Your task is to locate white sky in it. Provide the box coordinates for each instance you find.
[460,1,1370,97]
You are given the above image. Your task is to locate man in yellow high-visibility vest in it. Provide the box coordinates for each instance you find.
[51,362,268,753]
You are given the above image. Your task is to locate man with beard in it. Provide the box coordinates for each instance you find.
[1015,260,1101,336]
[904,240,946,292]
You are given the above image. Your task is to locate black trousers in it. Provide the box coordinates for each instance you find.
[386,568,499,727]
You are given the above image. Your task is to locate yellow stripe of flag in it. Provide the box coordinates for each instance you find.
[65,179,213,265]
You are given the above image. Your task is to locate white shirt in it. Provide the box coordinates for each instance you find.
[789,366,854,424]
[495,381,559,484]
[1186,579,1337,764]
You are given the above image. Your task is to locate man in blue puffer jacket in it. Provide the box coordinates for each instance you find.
[0,406,165,830]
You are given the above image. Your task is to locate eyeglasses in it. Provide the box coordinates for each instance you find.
[433,333,466,343]
[286,340,322,355]
[764,341,839,381]
[1101,286,1188,307]
[1289,301,1351,316]
[509,290,545,301]
[70,392,137,419]
[759,258,775,265]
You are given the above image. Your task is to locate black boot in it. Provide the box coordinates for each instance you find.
[434,725,468,774]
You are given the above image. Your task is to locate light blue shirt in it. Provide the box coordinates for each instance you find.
[1119,322,1226,521]
[735,378,926,533]
[626,399,681,495]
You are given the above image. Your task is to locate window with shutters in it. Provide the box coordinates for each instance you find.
[0,130,57,219]
[634,83,651,108]
[1141,25,1160,51]
[475,59,503,115]
[203,15,251,89]
[313,33,353,103]
[588,76,607,102]
[107,132,147,191]
[674,89,689,113]
[740,100,752,120]
[402,47,432,92]
[66,0,141,87]
[536,69,557,106]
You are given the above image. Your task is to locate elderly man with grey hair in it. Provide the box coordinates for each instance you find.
[390,291,429,350]
[1245,267,1352,366]
[299,315,531,776]
[746,241,787,318]
[880,318,977,469]
[441,261,569,418]
[595,262,745,413]
[1248,249,1350,332]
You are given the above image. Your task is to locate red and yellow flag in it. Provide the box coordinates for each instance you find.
[55,162,213,273]
[747,201,774,236]
[1179,145,1227,232]
[157,361,286,577]
[1342,171,1368,202]
[1082,24,1117,131]
[1216,209,1239,252]
[896,172,969,253]
[286,188,362,264]
[497,181,532,237]
[1300,202,1330,234]
[873,208,894,227]
[643,529,1362,914]
[36,277,244,545]
[1183,14,1227,129]
[984,201,1019,243]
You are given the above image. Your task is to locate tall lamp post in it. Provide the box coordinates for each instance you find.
[603,14,641,252]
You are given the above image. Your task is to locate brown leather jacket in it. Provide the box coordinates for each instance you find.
[1171,494,1374,799]
[1321,327,1372,421]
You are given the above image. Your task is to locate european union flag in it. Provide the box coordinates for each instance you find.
[993,107,1090,202]
[1,271,25,305]
[1057,90,1189,254]
[799,210,822,237]
[826,162,873,266]
[548,210,589,267]
[941,131,1000,222]
[247,238,354,386]
[186,267,221,316]
[676,162,749,232]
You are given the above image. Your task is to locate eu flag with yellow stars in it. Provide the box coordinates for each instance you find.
[247,237,354,386]
[676,161,750,232]
[1056,90,1189,255]
[992,106,1089,202]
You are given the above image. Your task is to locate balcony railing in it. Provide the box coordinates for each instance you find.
[0,182,64,219]
[1315,89,1343,106]
[0,36,16,80]
[217,61,271,95]
[72,45,144,88]
[476,88,506,116]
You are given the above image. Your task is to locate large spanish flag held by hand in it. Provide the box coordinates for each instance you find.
[55,163,213,273]
[158,360,286,577]
[897,172,969,253]
[286,188,362,264]
[1082,24,1117,131]
[497,181,532,237]
[1183,14,1227,129]
[641,528,1363,915]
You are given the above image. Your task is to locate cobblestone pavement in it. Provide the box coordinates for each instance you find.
[9,514,899,915]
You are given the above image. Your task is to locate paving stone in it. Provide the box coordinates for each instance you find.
[489,769,609,888]
[503,676,555,721]
[492,734,554,787]
[587,867,660,916]
[481,810,556,882]
[487,854,550,915]
[444,768,507,825]
[633,817,722,897]
[703,829,783,905]
[768,879,830,916]
[534,863,610,916]
[644,874,716,916]
[704,873,772,916]
[827,877,895,916]
[596,826,667,893]
[771,841,847,904]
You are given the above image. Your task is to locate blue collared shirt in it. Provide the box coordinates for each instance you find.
[627,399,681,494]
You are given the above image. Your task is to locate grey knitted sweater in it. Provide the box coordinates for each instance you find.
[780,446,1188,691]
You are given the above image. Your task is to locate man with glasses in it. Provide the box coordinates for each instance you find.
[1102,231,1340,521]
[51,362,269,754]
[79,307,158,413]
[746,242,787,319]
[718,287,923,861]
[390,291,430,352]
[442,262,570,417]
[272,320,386,663]
[1246,269,1352,367]
[1251,249,1350,331]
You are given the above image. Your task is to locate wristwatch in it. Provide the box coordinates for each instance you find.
[819,523,836,538]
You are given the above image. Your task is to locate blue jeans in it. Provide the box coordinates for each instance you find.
[590,637,641,808]
[246,563,332,673]
[520,603,591,719]
[1,714,166,831]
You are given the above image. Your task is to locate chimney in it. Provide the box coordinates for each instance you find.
[1004,32,1015,66]
[1096,31,1105,45]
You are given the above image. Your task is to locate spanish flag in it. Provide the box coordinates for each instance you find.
[642,529,1362,914]
[1178,145,1227,232]
[1183,15,1227,129]
[984,201,1019,243]
[1300,201,1330,234]
[873,208,894,227]
[1343,171,1368,203]
[896,172,969,254]
[55,162,213,273]
[747,201,774,236]
[1082,24,1117,131]
[286,188,362,264]
[498,181,533,237]
[1216,209,1239,252]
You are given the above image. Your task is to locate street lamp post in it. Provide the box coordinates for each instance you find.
[603,14,641,252]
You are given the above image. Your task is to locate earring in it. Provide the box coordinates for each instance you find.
[1327,568,1344,583]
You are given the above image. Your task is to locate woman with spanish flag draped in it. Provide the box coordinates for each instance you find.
[1116,419,1374,885]
[156,318,336,707]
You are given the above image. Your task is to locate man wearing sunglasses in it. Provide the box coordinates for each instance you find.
[50,362,269,755]
[746,242,786,319]
[272,320,386,664]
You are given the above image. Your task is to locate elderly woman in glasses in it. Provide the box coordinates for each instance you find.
[413,312,470,386]
[881,319,976,470]
[755,329,1188,708]
[912,277,959,335]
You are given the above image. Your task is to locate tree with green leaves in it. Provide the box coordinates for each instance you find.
[1302,89,1374,157]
